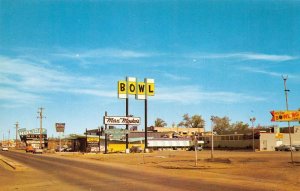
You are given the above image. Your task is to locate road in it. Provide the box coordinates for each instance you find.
[0,150,265,191]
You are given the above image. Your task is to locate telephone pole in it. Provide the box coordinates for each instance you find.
[8,129,10,147]
[37,107,46,149]
[282,76,294,164]
[15,122,19,149]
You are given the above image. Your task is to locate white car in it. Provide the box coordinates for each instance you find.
[33,148,43,154]
[2,147,9,151]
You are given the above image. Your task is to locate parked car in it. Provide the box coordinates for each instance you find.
[275,145,295,151]
[55,147,72,152]
[2,147,9,151]
[33,148,43,154]
[187,146,203,151]
[293,145,300,151]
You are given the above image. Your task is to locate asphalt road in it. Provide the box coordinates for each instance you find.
[1,151,259,191]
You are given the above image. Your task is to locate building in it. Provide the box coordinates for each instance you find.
[149,126,204,137]
[259,126,300,151]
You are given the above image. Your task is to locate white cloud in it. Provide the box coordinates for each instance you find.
[189,52,298,62]
[153,86,265,104]
[163,73,190,81]
[53,48,154,60]
[240,67,298,79]
[0,55,115,107]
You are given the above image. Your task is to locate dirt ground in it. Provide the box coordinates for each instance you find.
[1,150,300,190]
[56,150,300,190]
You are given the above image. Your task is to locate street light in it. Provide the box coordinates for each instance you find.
[250,117,256,152]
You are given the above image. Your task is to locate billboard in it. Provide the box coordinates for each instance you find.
[18,128,47,136]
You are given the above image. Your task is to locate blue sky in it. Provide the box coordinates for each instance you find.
[1,0,300,139]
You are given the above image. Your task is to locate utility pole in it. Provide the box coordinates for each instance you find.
[210,116,215,161]
[282,76,294,164]
[37,107,45,149]
[15,122,19,149]
[250,117,256,152]
[8,129,10,147]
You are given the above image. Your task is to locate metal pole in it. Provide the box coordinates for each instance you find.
[15,122,19,149]
[145,97,148,150]
[210,116,214,160]
[98,127,101,153]
[59,132,61,152]
[126,97,129,149]
[252,121,254,152]
[250,117,256,152]
[105,111,108,154]
[8,129,10,147]
[37,107,45,149]
[85,128,88,153]
[282,76,294,164]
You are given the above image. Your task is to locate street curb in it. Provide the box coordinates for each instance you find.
[0,157,17,169]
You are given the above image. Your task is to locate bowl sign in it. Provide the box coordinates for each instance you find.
[270,110,300,122]
[118,77,154,99]
[104,116,140,125]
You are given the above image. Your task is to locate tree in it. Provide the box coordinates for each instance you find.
[212,116,231,135]
[178,113,205,128]
[154,118,167,127]
[230,121,250,134]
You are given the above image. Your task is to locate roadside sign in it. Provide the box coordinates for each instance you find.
[55,123,65,133]
[104,129,130,140]
[270,110,300,122]
[275,133,284,139]
[118,78,155,99]
[18,128,47,136]
[103,116,140,125]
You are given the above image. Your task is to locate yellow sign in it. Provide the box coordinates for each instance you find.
[118,81,127,99]
[137,82,146,95]
[128,81,136,95]
[271,110,300,122]
[87,137,99,143]
[275,133,283,139]
[118,78,155,99]
[147,83,155,96]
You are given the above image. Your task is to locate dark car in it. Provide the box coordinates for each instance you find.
[275,145,295,151]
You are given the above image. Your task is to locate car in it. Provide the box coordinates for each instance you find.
[187,146,203,151]
[275,145,295,151]
[292,145,300,151]
[2,147,9,151]
[33,148,43,154]
[26,145,34,153]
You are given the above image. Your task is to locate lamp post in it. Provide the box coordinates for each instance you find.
[282,76,294,164]
[250,117,256,152]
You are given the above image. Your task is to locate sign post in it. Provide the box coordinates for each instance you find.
[117,77,155,152]
[55,123,65,153]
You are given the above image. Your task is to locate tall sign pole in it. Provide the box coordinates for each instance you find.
[37,107,45,149]
[118,77,155,152]
[282,76,294,164]
[104,111,108,154]
[145,82,148,149]
[15,122,19,148]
